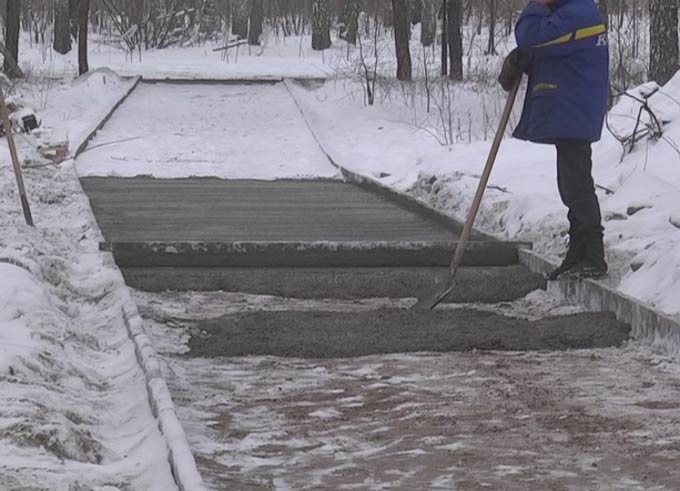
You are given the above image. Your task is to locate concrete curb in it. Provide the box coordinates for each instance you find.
[74,75,142,159]
[519,249,680,355]
[122,301,207,491]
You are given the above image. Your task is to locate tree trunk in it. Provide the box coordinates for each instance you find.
[441,0,448,76]
[486,0,496,55]
[409,0,422,25]
[54,0,72,54]
[312,0,331,50]
[4,0,20,78]
[392,0,412,81]
[598,0,609,25]
[649,0,679,85]
[341,0,359,45]
[69,0,79,39]
[232,0,249,38]
[421,0,437,47]
[447,0,463,80]
[78,0,90,75]
[248,0,264,45]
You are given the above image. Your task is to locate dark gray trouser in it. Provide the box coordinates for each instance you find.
[554,139,603,235]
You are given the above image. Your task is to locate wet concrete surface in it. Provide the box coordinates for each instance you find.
[81,177,459,242]
[189,310,630,358]
[123,265,546,303]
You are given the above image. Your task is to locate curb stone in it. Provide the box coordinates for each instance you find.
[74,75,142,159]
[122,301,207,491]
[285,77,680,356]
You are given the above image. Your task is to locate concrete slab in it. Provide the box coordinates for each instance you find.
[122,265,546,303]
[81,177,458,242]
[188,310,630,358]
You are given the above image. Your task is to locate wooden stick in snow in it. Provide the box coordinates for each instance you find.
[0,85,33,226]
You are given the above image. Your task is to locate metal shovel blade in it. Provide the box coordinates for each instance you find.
[412,278,456,310]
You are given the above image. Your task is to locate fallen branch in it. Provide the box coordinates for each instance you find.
[212,40,248,52]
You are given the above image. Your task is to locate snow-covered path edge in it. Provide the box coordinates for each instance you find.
[74,78,207,491]
[283,79,680,357]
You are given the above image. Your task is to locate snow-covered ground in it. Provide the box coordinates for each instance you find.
[0,72,176,489]
[76,82,338,179]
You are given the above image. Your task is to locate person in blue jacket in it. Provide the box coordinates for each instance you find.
[499,0,609,280]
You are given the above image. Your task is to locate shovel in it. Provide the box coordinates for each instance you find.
[415,77,522,310]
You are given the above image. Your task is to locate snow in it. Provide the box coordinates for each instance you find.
[0,73,176,489]
[0,264,42,374]
[75,82,339,179]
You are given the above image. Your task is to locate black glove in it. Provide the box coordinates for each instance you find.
[499,48,530,91]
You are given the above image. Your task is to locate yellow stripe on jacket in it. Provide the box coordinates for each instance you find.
[535,24,606,47]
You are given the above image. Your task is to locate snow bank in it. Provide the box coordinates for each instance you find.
[288,76,680,317]
[0,264,42,374]
[0,73,176,489]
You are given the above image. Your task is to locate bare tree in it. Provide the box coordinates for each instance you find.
[421,0,437,47]
[312,0,331,50]
[79,0,90,75]
[447,0,463,80]
[249,0,264,45]
[54,0,72,54]
[486,0,497,55]
[392,0,413,80]
[233,0,249,38]
[649,0,678,85]
[341,0,360,45]
[4,0,21,78]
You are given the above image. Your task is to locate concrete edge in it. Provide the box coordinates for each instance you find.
[73,75,143,159]
[122,300,207,491]
[518,249,680,356]
[282,79,500,244]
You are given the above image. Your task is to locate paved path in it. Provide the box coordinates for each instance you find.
[81,177,456,243]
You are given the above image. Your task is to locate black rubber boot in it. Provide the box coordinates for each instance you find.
[562,227,608,280]
[548,226,586,280]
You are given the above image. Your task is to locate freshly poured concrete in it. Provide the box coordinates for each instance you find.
[189,310,630,358]
[123,265,546,303]
[81,177,458,242]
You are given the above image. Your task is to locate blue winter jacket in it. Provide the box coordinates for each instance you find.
[513,0,609,143]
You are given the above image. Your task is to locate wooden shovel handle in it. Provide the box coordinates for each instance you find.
[0,85,33,226]
[448,77,521,275]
